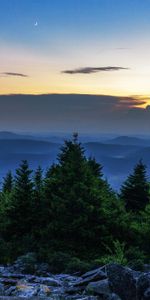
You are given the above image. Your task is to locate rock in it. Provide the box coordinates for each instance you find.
[0,266,5,275]
[37,284,51,297]
[72,297,99,300]
[13,283,38,298]
[0,278,18,285]
[86,279,111,296]
[34,276,61,286]
[144,287,150,299]
[137,273,150,300]
[0,283,5,296]
[82,267,106,279]
[65,285,85,294]
[107,263,138,300]
[144,265,150,272]
[74,269,106,287]
[109,294,122,300]
[5,286,16,296]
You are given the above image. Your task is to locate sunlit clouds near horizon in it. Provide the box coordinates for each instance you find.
[0,0,150,108]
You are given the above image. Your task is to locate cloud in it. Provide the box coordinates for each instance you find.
[1,72,28,78]
[115,47,130,50]
[62,66,129,74]
[0,93,148,135]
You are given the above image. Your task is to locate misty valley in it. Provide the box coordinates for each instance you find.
[0,131,150,190]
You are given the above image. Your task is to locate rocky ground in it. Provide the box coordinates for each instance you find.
[1,261,150,299]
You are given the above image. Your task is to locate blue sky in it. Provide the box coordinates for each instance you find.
[0,0,150,133]
[1,0,150,48]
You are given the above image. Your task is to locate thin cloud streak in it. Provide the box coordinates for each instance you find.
[62,66,129,74]
[1,72,28,78]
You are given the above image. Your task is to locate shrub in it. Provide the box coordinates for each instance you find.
[13,252,37,274]
[65,257,90,274]
[93,240,127,266]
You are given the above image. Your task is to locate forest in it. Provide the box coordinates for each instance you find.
[0,133,150,273]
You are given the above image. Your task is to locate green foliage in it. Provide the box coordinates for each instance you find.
[126,246,146,270]
[120,160,150,212]
[65,257,91,274]
[43,251,90,274]
[2,171,14,193]
[93,240,127,266]
[14,252,37,274]
[5,160,34,257]
[0,135,149,270]
[45,252,72,273]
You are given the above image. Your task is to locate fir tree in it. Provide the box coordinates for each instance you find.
[7,160,33,241]
[43,134,117,258]
[120,160,150,212]
[2,171,13,193]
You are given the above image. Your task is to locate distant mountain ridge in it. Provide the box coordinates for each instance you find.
[106,135,150,146]
[0,132,149,190]
[0,131,34,140]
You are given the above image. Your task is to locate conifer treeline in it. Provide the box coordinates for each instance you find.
[0,134,150,270]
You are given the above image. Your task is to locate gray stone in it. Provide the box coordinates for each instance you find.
[109,294,122,300]
[74,269,106,287]
[0,283,5,296]
[34,276,61,286]
[12,283,38,298]
[82,267,106,279]
[37,284,52,297]
[86,279,110,296]
[5,286,16,296]
[137,273,150,300]
[65,286,85,294]
[107,263,137,300]
[144,287,150,299]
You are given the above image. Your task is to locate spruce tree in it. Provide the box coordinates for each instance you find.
[88,156,103,177]
[31,166,44,247]
[7,160,33,243]
[34,166,43,193]
[2,171,13,193]
[120,160,149,212]
[43,133,118,258]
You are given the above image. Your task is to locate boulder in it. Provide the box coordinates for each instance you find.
[13,283,38,298]
[144,287,150,300]
[5,286,16,296]
[107,263,138,300]
[82,267,106,279]
[65,285,85,294]
[0,283,4,296]
[86,279,111,296]
[37,284,51,297]
[109,294,122,300]
[137,273,150,300]
[74,269,106,287]
[34,276,61,286]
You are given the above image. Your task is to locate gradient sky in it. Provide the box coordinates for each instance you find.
[0,0,150,134]
[0,0,150,103]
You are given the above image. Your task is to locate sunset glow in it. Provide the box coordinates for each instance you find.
[0,0,150,107]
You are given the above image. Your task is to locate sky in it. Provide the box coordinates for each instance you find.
[0,0,150,133]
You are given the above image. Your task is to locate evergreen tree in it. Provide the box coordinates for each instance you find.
[88,157,103,177]
[34,166,43,193]
[43,133,118,258]
[31,166,44,248]
[2,171,13,193]
[120,160,150,212]
[7,160,33,251]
